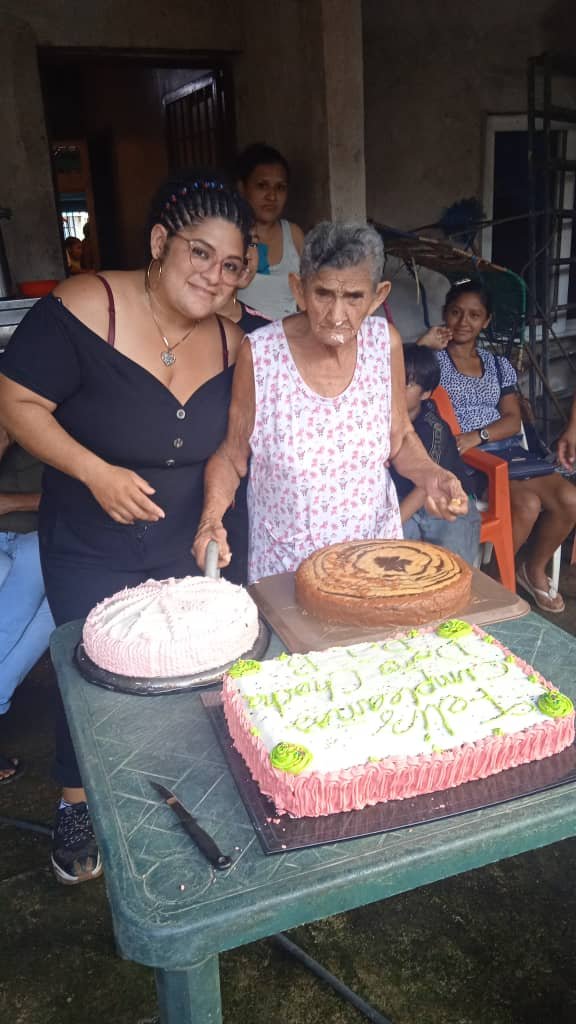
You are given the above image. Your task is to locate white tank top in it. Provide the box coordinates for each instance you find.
[239,219,300,320]
[247,316,402,582]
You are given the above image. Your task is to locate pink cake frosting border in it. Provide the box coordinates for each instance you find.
[222,625,575,818]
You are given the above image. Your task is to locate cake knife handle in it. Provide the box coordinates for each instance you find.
[205,540,220,580]
[171,802,232,871]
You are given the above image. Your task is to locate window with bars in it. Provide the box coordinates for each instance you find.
[163,70,235,173]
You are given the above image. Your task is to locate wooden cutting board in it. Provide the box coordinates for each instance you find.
[248,568,530,655]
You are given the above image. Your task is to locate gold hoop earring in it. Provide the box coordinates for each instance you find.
[146,258,162,290]
[232,292,238,307]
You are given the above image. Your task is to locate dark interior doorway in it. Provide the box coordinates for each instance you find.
[38,49,236,271]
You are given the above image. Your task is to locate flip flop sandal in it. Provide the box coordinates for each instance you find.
[516,563,565,614]
[0,754,25,785]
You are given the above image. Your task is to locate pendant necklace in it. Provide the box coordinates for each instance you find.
[145,291,199,367]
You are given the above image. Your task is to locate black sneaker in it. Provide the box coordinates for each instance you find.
[51,802,103,885]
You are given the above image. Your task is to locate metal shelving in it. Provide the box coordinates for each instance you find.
[527,54,576,441]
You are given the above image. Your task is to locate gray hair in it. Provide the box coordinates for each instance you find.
[299,222,384,287]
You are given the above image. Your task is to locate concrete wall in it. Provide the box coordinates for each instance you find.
[322,0,365,221]
[235,0,330,230]
[235,0,366,230]
[363,0,576,232]
[0,1,240,283]
[362,0,576,339]
[0,15,64,284]
[0,0,240,49]
[1,0,367,285]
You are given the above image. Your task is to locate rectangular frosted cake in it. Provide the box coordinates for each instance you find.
[222,620,574,818]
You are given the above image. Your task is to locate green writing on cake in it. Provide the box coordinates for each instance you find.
[379,659,402,676]
[242,634,554,750]
[245,676,335,717]
[475,686,534,722]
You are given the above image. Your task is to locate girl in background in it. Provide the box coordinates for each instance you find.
[237,143,304,320]
[418,279,576,612]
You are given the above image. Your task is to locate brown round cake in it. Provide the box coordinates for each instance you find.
[295,540,472,627]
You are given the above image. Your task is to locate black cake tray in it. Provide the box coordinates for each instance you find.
[202,692,576,855]
[75,619,270,696]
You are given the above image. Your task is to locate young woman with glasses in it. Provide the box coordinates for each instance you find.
[0,172,253,886]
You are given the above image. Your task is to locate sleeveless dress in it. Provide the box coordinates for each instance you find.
[238,219,300,320]
[247,316,402,582]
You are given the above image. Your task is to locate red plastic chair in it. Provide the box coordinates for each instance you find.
[431,386,516,593]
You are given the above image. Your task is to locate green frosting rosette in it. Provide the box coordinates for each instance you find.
[537,690,574,719]
[228,659,261,678]
[436,619,473,640]
[270,742,313,774]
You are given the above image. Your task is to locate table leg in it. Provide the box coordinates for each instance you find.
[155,956,222,1024]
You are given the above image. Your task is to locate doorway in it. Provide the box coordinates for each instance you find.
[38,49,237,271]
[482,113,576,337]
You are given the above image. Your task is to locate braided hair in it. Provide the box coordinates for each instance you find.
[147,170,254,251]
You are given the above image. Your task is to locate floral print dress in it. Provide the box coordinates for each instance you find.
[247,316,402,581]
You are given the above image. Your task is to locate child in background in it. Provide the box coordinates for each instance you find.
[64,236,83,276]
[391,344,481,564]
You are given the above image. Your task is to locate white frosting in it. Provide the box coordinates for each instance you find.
[83,576,259,677]
[229,629,556,772]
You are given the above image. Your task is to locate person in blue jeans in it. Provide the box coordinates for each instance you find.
[391,345,481,563]
[0,426,54,782]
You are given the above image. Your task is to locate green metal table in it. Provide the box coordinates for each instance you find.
[51,615,576,1024]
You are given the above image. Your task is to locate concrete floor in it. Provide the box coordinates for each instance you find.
[2,569,576,1024]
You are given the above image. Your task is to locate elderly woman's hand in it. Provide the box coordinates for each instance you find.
[192,518,231,571]
[421,466,469,521]
[416,326,452,351]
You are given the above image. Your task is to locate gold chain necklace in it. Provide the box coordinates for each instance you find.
[145,290,199,367]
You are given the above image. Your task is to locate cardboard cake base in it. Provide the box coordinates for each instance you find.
[203,694,576,855]
[248,568,529,655]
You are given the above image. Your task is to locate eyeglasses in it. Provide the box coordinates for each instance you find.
[174,234,247,285]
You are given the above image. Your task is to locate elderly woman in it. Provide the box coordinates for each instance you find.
[193,222,467,581]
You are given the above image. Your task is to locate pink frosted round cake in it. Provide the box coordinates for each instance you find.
[83,576,259,677]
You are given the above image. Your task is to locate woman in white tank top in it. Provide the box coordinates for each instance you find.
[193,222,469,583]
[237,143,304,320]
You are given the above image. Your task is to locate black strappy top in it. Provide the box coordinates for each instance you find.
[0,287,247,582]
